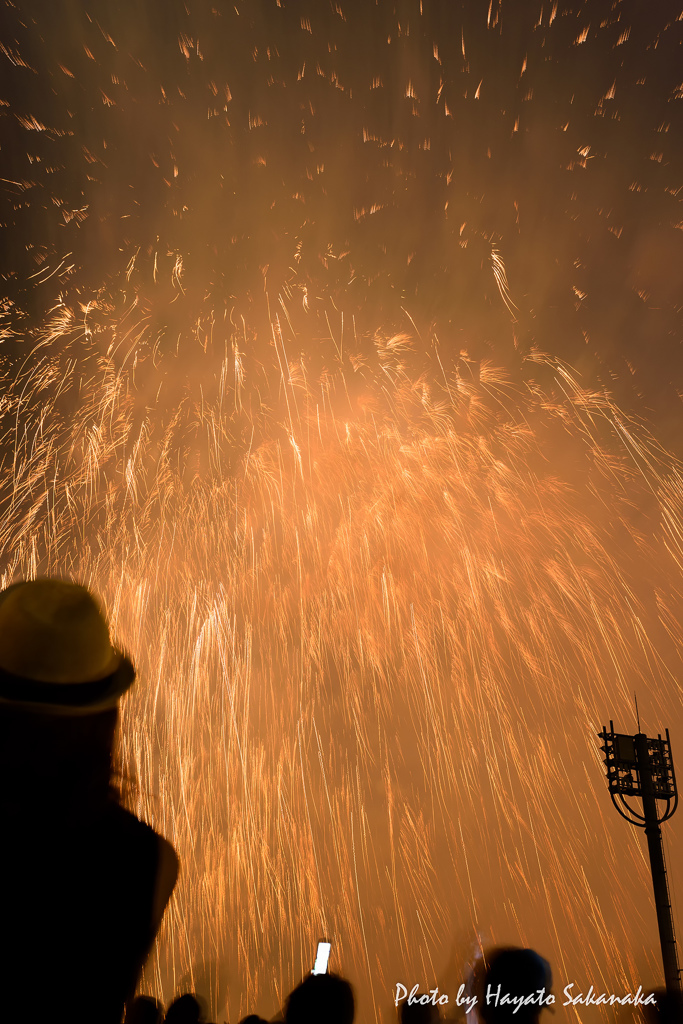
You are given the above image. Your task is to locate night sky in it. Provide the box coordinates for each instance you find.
[3,2,681,419]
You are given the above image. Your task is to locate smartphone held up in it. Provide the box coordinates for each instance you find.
[312,941,331,975]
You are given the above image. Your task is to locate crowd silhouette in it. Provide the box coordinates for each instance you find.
[0,577,678,1022]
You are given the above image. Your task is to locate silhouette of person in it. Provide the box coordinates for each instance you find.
[125,995,165,1024]
[398,996,441,1023]
[164,993,210,1023]
[0,578,179,1024]
[641,988,683,1024]
[284,972,355,1024]
[477,947,553,1024]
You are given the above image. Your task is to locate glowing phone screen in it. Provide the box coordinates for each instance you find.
[312,941,331,974]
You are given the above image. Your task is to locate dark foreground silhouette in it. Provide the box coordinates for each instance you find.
[476,947,553,1024]
[284,972,355,1024]
[0,579,178,1024]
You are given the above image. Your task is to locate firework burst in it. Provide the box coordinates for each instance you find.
[1,269,682,1021]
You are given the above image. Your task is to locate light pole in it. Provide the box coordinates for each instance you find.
[599,721,681,1004]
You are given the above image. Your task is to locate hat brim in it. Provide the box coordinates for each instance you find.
[0,655,136,715]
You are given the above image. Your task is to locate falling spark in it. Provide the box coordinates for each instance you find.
[1,4,681,1021]
[1,266,681,1021]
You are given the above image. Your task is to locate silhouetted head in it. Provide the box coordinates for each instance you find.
[237,1016,270,1024]
[641,989,683,1024]
[399,995,441,1023]
[284,972,355,1024]
[164,993,205,1024]
[0,579,135,711]
[0,579,136,820]
[125,995,165,1024]
[479,947,552,1024]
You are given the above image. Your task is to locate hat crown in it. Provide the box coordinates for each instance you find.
[0,580,119,684]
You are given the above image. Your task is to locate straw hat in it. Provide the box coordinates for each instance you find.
[0,579,135,714]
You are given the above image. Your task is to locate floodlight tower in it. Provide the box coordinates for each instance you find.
[599,722,681,1002]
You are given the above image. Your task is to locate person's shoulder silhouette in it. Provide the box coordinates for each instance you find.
[164,993,208,1023]
[125,995,165,1024]
[0,579,178,1024]
[641,989,683,1024]
[284,972,355,1024]
[399,995,441,1023]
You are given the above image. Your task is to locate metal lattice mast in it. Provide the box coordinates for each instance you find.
[599,722,681,1000]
